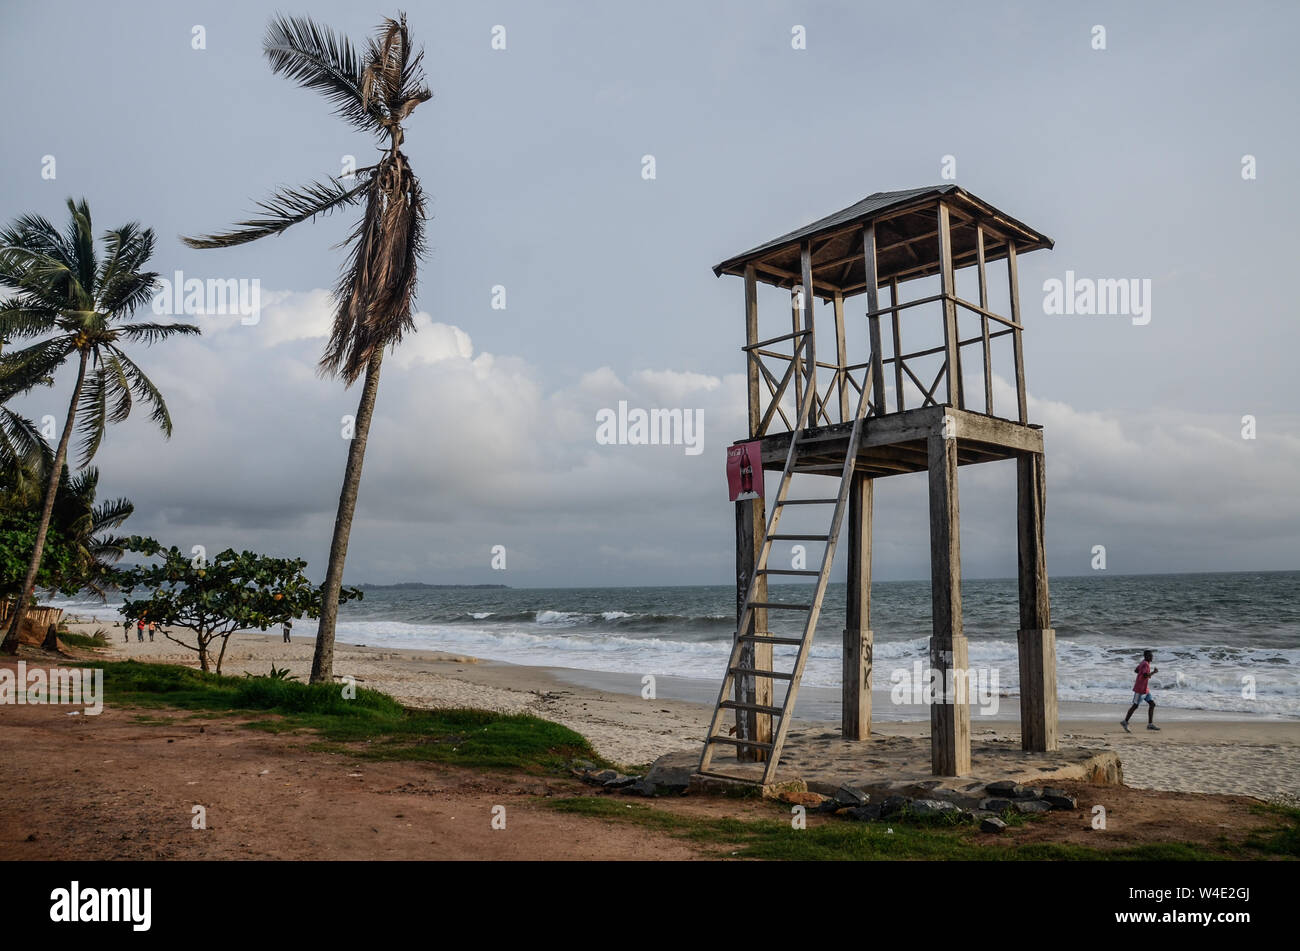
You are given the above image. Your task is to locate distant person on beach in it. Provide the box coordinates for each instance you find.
[137,619,145,642]
[123,619,131,643]
[1121,650,1159,732]
[282,619,292,644]
[148,621,156,642]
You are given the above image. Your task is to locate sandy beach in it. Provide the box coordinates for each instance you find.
[72,619,1300,803]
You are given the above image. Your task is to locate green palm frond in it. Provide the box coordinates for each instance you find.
[64,199,97,306]
[105,346,172,437]
[0,405,52,491]
[91,496,134,534]
[97,224,160,315]
[181,176,370,249]
[264,14,386,136]
[98,270,162,318]
[0,294,60,342]
[0,335,77,398]
[75,364,113,463]
[115,321,201,345]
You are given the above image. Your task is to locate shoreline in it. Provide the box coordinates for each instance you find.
[62,620,1300,802]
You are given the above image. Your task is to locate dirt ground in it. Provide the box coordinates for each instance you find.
[0,697,715,861]
[0,653,1286,860]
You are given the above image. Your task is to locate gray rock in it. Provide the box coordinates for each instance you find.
[980,816,1008,833]
[643,757,692,794]
[985,780,1023,797]
[1016,786,1043,800]
[621,779,657,797]
[1013,799,1053,814]
[980,797,1015,813]
[834,785,871,807]
[910,798,961,817]
[1042,789,1077,810]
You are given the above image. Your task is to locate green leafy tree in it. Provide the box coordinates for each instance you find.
[114,538,363,675]
[0,466,133,603]
[184,14,430,684]
[0,514,76,602]
[0,199,200,652]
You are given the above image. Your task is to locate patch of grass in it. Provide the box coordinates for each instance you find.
[542,797,1261,861]
[1244,803,1300,857]
[80,660,601,773]
[60,631,110,649]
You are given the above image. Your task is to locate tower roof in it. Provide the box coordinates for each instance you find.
[713,184,1053,297]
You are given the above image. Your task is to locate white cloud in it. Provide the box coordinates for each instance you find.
[13,294,1296,585]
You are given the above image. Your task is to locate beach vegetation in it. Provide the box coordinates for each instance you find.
[0,199,198,652]
[79,659,599,772]
[183,14,433,686]
[543,796,1300,861]
[113,540,362,674]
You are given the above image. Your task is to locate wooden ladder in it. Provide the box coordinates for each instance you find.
[699,361,874,786]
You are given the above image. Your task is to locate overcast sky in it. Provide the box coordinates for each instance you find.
[2,0,1296,587]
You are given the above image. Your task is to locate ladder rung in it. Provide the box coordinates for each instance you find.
[768,533,830,541]
[706,736,774,750]
[758,568,819,576]
[728,667,795,680]
[749,601,811,611]
[777,498,838,505]
[720,700,785,716]
[737,633,804,646]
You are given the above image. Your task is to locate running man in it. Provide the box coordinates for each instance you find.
[1121,649,1159,732]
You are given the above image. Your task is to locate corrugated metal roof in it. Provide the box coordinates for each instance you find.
[712,184,1051,279]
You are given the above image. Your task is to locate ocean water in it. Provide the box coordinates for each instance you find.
[59,571,1300,718]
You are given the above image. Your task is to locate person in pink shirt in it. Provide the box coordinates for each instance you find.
[1121,650,1159,732]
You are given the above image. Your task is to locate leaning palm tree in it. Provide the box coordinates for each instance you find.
[0,199,199,652]
[183,13,430,684]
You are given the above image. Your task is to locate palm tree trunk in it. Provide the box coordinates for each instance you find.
[310,349,384,683]
[1,350,89,653]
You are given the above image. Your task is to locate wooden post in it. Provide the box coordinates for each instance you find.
[1007,242,1028,423]
[735,497,771,760]
[745,265,761,435]
[833,290,849,423]
[863,226,887,415]
[976,226,993,416]
[1017,452,1057,752]
[790,289,804,420]
[843,471,873,739]
[936,203,962,409]
[890,278,904,412]
[927,430,970,776]
[737,263,770,760]
[800,241,817,423]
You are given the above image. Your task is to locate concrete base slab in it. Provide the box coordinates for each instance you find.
[670,730,1122,804]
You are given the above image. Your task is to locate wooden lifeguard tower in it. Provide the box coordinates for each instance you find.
[699,184,1057,783]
